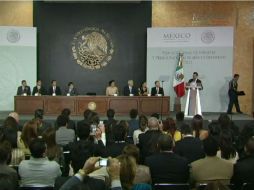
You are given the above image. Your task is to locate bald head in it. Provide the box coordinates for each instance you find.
[8,112,19,123]
[128,80,134,87]
[148,117,159,130]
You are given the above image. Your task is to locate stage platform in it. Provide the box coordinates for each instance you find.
[0,111,253,131]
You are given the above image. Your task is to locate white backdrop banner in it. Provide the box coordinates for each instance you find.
[0,26,37,111]
[147,27,233,112]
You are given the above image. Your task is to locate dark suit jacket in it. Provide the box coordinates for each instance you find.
[17,86,31,95]
[106,142,129,158]
[138,130,162,163]
[32,86,47,95]
[64,88,78,96]
[174,136,205,163]
[188,79,203,90]
[69,139,106,173]
[48,86,62,95]
[231,154,254,187]
[123,86,139,96]
[145,152,189,184]
[151,87,164,96]
[128,119,139,137]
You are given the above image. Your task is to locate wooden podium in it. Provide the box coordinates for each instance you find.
[184,84,202,117]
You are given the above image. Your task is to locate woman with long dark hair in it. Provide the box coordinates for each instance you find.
[192,114,208,140]
[217,130,239,163]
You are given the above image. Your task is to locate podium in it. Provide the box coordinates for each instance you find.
[184,84,202,117]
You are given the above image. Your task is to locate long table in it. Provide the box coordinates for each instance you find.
[14,96,170,116]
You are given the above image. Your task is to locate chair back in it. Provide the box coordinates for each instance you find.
[153,183,190,190]
[19,187,54,190]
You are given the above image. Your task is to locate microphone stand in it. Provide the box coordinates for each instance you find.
[160,80,164,120]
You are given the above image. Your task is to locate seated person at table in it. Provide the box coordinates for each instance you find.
[48,80,61,96]
[139,81,149,96]
[64,82,78,96]
[17,80,31,96]
[151,81,164,96]
[106,80,118,96]
[123,80,139,96]
[32,79,46,96]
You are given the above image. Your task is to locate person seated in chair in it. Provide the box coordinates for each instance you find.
[48,80,62,96]
[151,81,164,96]
[19,138,62,187]
[17,80,31,96]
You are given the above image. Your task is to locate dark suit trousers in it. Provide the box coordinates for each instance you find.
[227,90,240,113]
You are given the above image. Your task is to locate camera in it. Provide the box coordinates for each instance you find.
[99,158,108,167]
[90,124,97,135]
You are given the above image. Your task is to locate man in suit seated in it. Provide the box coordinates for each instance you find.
[174,124,205,163]
[151,81,164,96]
[16,80,31,96]
[138,117,162,163]
[145,134,189,184]
[123,80,139,96]
[32,79,46,96]
[190,136,233,186]
[48,80,62,96]
[231,136,254,188]
[64,82,78,96]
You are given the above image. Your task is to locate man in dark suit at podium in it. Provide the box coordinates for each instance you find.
[17,80,31,96]
[48,80,62,96]
[188,72,203,90]
[32,80,46,96]
[123,80,138,96]
[151,81,164,96]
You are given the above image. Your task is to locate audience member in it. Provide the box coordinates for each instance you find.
[59,157,121,190]
[0,173,16,190]
[138,117,162,163]
[174,123,205,163]
[231,136,254,187]
[122,144,151,184]
[192,114,208,140]
[145,134,189,184]
[70,122,106,173]
[106,124,128,157]
[0,141,18,188]
[162,117,181,142]
[8,112,22,131]
[18,120,38,155]
[42,127,64,165]
[175,111,185,130]
[190,136,233,185]
[128,109,139,137]
[208,121,221,143]
[55,115,75,146]
[61,108,76,131]
[104,109,117,146]
[237,122,254,157]
[34,109,51,135]
[19,138,62,187]
[133,115,148,145]
[2,122,25,165]
[217,130,239,164]
[77,109,93,131]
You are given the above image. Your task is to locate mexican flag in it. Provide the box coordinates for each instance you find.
[173,53,185,97]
